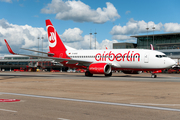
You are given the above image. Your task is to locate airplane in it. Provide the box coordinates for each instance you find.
[4,19,176,78]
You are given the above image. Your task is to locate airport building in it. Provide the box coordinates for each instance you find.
[113,43,137,49]
[0,55,68,71]
[131,32,180,59]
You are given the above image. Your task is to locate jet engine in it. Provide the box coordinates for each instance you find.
[88,63,111,74]
[122,70,142,74]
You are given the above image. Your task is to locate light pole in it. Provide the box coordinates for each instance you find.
[90,32,92,49]
[152,26,155,46]
[94,30,97,49]
[146,26,149,49]
[41,36,44,55]
[37,37,40,55]
[37,37,40,67]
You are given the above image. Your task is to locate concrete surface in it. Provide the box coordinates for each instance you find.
[0,72,180,120]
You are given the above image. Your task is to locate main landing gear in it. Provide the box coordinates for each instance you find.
[85,71,93,77]
[151,73,157,78]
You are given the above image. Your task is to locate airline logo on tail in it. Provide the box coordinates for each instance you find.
[47,25,57,48]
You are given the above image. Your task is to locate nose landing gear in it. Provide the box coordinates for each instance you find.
[151,74,157,78]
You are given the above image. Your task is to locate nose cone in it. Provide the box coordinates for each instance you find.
[167,59,176,68]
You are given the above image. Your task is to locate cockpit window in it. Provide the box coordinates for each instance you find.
[156,55,159,58]
[162,55,167,57]
[156,55,167,58]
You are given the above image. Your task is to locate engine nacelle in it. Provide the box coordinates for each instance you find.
[122,70,142,74]
[89,63,111,74]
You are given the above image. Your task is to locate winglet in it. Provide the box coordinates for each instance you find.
[150,44,154,50]
[4,39,17,55]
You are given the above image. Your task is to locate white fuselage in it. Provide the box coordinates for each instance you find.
[66,49,175,70]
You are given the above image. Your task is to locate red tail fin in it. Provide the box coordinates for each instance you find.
[4,39,16,55]
[46,19,67,58]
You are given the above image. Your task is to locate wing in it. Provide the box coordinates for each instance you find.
[21,48,54,56]
[4,39,92,67]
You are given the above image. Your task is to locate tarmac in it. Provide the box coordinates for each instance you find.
[0,72,180,120]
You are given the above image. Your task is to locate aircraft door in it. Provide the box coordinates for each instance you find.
[144,53,149,63]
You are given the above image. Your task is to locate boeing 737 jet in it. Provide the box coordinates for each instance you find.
[4,19,176,78]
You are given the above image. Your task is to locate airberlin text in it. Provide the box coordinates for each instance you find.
[95,51,140,62]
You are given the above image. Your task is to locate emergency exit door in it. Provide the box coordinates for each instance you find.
[144,53,149,63]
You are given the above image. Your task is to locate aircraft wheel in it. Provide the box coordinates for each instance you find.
[85,71,93,77]
[105,72,112,77]
[151,74,157,78]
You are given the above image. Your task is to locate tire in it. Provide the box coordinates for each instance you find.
[105,72,112,77]
[85,71,93,77]
[151,74,157,78]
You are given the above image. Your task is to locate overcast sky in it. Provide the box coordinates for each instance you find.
[0,0,180,56]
